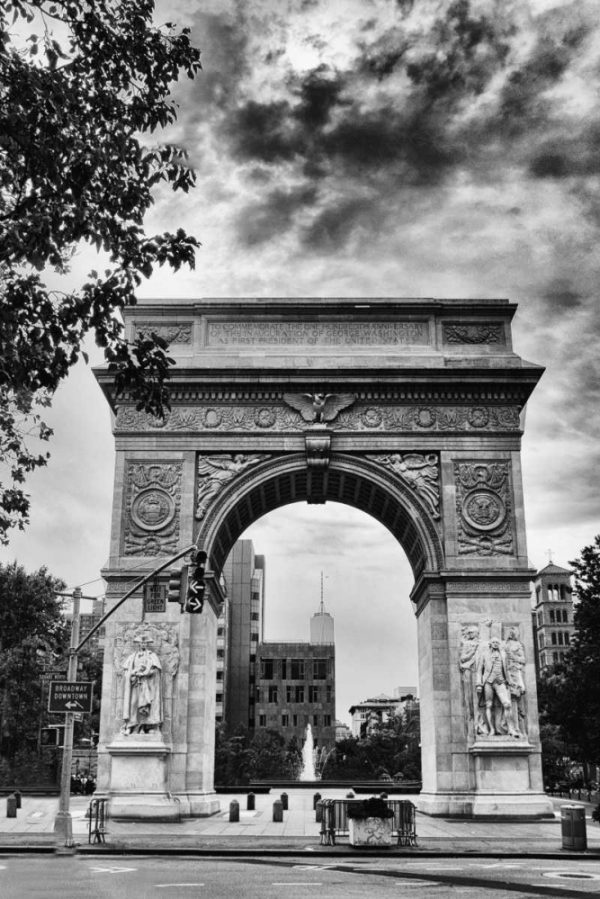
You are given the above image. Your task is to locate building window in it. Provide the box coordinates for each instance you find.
[268,685,278,703]
[259,715,266,727]
[324,714,332,727]
[261,658,274,679]
[553,652,559,663]
[217,626,224,636]
[256,687,261,702]
[292,714,298,727]
[217,649,224,659]
[326,685,332,703]
[216,670,223,681]
[250,654,256,663]
[308,685,320,703]
[295,685,305,703]
[564,632,570,644]
[551,632,557,645]
[281,659,287,680]
[313,659,327,680]
[251,633,258,642]
[282,713,289,727]
[549,610,555,623]
[286,685,294,703]
[312,714,319,726]
[216,693,223,703]
[291,659,305,679]
[251,612,259,621]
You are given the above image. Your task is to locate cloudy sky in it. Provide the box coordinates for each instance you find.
[2,0,599,722]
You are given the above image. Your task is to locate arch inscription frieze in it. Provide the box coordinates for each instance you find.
[115,402,520,434]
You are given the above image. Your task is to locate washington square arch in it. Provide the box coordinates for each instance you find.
[93,296,554,821]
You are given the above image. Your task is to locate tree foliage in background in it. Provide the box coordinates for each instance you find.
[538,535,600,778]
[321,711,421,782]
[214,726,302,785]
[0,0,202,542]
[0,562,67,777]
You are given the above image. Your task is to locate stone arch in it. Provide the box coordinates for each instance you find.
[198,453,444,580]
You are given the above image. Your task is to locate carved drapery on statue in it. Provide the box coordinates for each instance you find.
[367,452,440,519]
[123,462,183,556]
[459,620,528,742]
[113,623,180,740]
[454,461,514,556]
[195,454,270,519]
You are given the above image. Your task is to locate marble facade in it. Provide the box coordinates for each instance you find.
[94,297,552,819]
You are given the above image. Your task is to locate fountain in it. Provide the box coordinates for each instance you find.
[299,723,316,781]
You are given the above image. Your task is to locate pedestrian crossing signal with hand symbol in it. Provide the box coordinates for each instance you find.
[185,550,207,613]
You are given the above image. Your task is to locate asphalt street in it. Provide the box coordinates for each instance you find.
[1,855,600,899]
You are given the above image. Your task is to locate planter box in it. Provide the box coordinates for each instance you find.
[349,815,393,847]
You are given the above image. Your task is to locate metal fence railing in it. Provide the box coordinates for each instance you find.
[319,798,417,847]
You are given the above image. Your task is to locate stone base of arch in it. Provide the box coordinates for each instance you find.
[417,791,554,819]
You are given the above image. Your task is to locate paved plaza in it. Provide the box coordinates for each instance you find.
[1,788,599,856]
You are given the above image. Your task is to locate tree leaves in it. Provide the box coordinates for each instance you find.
[0,1,202,541]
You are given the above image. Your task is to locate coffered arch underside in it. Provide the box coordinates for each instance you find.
[198,454,444,580]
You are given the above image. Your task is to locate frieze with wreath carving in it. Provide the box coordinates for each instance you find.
[135,322,193,344]
[115,403,521,434]
[123,461,183,556]
[454,461,514,556]
[367,453,440,519]
[443,323,505,344]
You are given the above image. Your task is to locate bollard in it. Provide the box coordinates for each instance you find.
[313,791,322,810]
[315,799,324,823]
[561,805,587,851]
[247,792,255,811]
[13,790,22,810]
[229,799,240,823]
[6,794,17,818]
[273,799,284,822]
[346,791,355,799]
[280,791,288,811]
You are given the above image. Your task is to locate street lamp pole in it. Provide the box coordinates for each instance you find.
[53,585,81,847]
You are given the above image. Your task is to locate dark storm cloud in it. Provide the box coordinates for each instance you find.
[237,184,317,246]
[301,196,381,251]
[542,280,584,313]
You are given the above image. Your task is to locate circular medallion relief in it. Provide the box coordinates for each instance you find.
[463,489,506,531]
[414,407,437,428]
[468,407,490,428]
[131,488,175,531]
[255,408,276,428]
[203,408,222,428]
[361,407,382,428]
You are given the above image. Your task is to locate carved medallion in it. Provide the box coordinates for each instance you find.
[454,461,514,556]
[123,462,182,556]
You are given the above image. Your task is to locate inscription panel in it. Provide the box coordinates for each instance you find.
[207,320,430,346]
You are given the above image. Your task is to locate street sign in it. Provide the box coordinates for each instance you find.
[48,681,94,714]
[144,582,167,613]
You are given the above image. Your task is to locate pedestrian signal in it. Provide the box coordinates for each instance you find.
[167,571,183,604]
[185,551,207,613]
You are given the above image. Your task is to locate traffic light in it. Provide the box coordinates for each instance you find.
[185,550,207,613]
[167,570,183,604]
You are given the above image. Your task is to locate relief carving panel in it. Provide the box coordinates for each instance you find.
[196,454,270,519]
[135,322,193,344]
[367,452,440,519]
[123,462,182,556]
[458,619,528,743]
[443,322,505,344]
[454,461,514,556]
[115,403,521,434]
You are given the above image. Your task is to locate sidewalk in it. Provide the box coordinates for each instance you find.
[1,789,599,857]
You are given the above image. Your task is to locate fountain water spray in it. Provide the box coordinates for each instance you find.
[299,723,316,781]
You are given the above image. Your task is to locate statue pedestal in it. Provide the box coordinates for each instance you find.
[468,739,554,818]
[106,735,180,821]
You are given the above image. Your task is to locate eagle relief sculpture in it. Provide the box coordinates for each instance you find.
[283,392,355,423]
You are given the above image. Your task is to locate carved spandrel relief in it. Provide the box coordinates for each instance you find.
[196,454,270,519]
[207,321,430,346]
[458,620,528,742]
[135,322,193,344]
[454,461,514,556]
[123,462,182,556]
[443,322,505,344]
[115,403,521,434]
[368,453,440,519]
[112,623,180,741]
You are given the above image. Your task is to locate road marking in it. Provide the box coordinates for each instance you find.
[272,883,322,887]
[395,881,441,888]
[542,871,600,880]
[470,863,521,869]
[155,884,205,889]
[88,866,137,874]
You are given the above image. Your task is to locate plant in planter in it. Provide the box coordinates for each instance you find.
[347,797,394,847]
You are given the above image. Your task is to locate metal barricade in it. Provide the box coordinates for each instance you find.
[319,797,417,847]
[88,797,108,844]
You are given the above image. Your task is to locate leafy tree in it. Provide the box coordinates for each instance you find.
[322,710,421,782]
[538,535,600,777]
[0,561,67,777]
[0,1,202,542]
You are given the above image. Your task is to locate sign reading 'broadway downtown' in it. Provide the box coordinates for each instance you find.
[48,681,94,713]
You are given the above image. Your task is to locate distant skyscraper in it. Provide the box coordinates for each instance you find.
[218,540,265,730]
[310,600,335,644]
